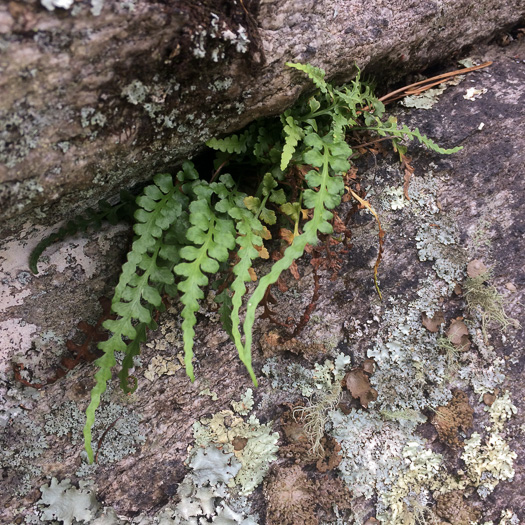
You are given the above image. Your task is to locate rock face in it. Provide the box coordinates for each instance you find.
[1,37,524,524]
[1,0,524,237]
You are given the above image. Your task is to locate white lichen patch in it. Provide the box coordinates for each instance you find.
[381,186,408,210]
[38,477,99,525]
[192,409,279,496]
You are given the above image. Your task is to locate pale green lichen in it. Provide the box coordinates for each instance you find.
[0,411,47,496]
[192,409,279,496]
[37,478,99,525]
[121,80,150,106]
[461,392,517,499]
[330,408,417,501]
[262,354,347,398]
[367,294,452,414]
[378,441,444,525]
[231,388,254,415]
[415,217,466,286]
[42,397,145,471]
[381,186,408,210]
[199,388,218,401]
[144,354,183,381]
[294,379,342,457]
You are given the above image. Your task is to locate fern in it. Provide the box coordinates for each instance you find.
[29,61,462,463]
[29,190,136,274]
[280,113,304,171]
[83,173,187,463]
[286,61,330,94]
[206,128,254,154]
[174,182,236,380]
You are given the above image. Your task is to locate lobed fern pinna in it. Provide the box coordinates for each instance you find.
[29,62,461,462]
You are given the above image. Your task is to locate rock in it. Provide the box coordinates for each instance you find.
[1,0,524,237]
[0,36,524,525]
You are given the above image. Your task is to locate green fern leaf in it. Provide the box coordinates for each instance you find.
[280,114,304,171]
[29,191,136,274]
[286,62,329,94]
[241,140,344,382]
[206,129,252,154]
[174,190,236,380]
[227,207,265,369]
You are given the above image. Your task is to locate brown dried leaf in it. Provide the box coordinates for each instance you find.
[248,267,257,281]
[279,228,295,245]
[254,244,269,259]
[362,358,376,375]
[467,259,488,278]
[289,260,300,280]
[421,311,445,333]
[345,368,378,408]
[447,319,469,346]
[483,392,496,406]
[260,226,272,240]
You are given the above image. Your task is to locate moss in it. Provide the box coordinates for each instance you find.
[431,390,473,448]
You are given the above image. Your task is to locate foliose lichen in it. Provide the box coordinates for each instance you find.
[192,408,279,496]
[37,477,99,525]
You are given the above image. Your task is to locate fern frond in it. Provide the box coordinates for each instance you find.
[83,174,185,463]
[241,138,345,382]
[206,129,253,154]
[280,114,304,171]
[286,62,329,94]
[226,206,265,367]
[174,189,236,380]
[84,242,165,463]
[29,190,136,274]
[113,174,182,302]
[370,117,462,155]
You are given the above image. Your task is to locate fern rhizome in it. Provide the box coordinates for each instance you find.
[29,62,461,462]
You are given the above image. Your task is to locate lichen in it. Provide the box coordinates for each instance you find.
[0,411,47,496]
[330,408,415,501]
[367,293,452,414]
[461,392,517,499]
[144,354,183,381]
[464,270,519,342]
[42,397,145,469]
[37,477,99,525]
[231,388,254,415]
[192,409,279,496]
[377,441,444,525]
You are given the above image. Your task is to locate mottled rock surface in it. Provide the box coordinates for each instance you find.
[1,0,524,237]
[0,36,524,525]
